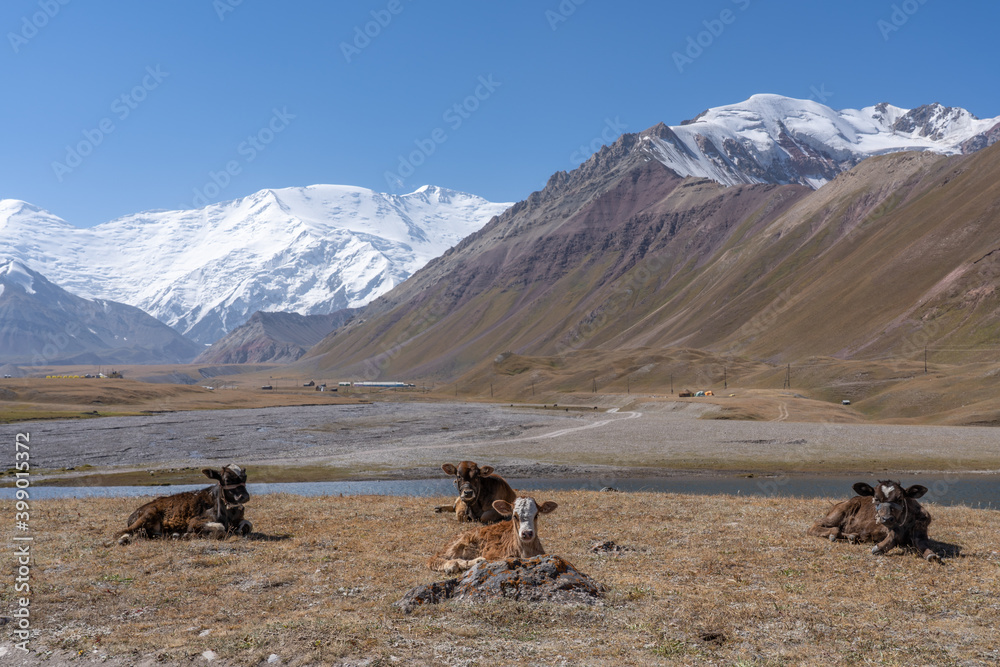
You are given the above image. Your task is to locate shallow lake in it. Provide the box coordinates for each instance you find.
[3,474,997,508]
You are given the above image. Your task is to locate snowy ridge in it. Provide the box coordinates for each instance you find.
[0,185,510,344]
[643,94,1000,188]
[0,259,36,295]
[0,259,202,364]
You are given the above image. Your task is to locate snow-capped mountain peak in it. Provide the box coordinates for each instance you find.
[643,94,1000,189]
[0,185,511,344]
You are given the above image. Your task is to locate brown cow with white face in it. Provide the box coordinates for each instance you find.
[808,480,940,561]
[433,461,517,524]
[427,496,558,574]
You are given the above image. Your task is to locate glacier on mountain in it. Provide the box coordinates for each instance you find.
[0,185,510,344]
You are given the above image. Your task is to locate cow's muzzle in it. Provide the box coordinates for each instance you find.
[519,530,534,541]
[223,484,250,504]
[875,501,902,525]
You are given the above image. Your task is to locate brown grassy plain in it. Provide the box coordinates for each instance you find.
[0,376,363,425]
[7,342,1000,429]
[2,490,998,666]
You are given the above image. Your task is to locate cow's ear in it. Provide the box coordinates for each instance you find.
[853,482,875,497]
[203,468,222,482]
[492,500,513,515]
[479,466,494,477]
[441,463,457,475]
[905,484,928,499]
[537,501,558,514]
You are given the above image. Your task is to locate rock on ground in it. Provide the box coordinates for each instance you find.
[396,554,602,613]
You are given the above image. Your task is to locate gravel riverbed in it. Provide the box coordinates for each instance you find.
[4,400,1000,480]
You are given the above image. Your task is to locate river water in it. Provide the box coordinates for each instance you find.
[3,474,997,508]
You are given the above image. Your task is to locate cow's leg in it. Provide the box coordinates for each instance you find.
[187,517,226,540]
[478,506,509,524]
[235,519,253,536]
[427,555,462,573]
[436,557,485,574]
[116,512,160,545]
[428,538,481,573]
[807,519,842,541]
[434,498,459,514]
[808,523,841,541]
[441,559,464,575]
[909,532,941,562]
[145,516,165,539]
[807,505,853,540]
[871,533,898,555]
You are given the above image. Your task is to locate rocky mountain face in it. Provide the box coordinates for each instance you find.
[0,185,510,344]
[300,125,1000,383]
[0,261,203,365]
[194,309,356,364]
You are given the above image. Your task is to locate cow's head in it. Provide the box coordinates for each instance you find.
[853,480,927,527]
[204,464,250,505]
[441,461,495,503]
[492,496,557,543]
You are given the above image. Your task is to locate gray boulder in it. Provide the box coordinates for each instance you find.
[397,554,602,613]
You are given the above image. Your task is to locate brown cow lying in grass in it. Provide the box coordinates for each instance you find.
[808,480,941,561]
[428,496,557,574]
[433,461,517,524]
[116,465,252,545]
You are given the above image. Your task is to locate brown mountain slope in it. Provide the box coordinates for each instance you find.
[300,128,809,379]
[194,310,355,364]
[301,135,1000,385]
[705,146,1000,362]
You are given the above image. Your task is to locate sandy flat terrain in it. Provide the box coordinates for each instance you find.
[4,399,1000,485]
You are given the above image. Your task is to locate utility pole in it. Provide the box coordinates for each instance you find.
[627,377,630,395]
[670,374,673,394]
[592,376,597,393]
[724,366,727,389]
[490,383,494,398]
[924,346,928,374]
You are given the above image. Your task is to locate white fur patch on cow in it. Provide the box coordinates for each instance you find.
[881,485,896,496]
[513,497,539,540]
[226,464,243,476]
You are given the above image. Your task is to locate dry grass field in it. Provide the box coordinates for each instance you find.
[7,347,1000,428]
[0,377,363,425]
[2,490,998,666]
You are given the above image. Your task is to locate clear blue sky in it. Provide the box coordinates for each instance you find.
[2,0,997,227]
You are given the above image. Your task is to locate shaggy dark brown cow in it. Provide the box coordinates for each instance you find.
[116,465,252,545]
[428,496,558,574]
[433,461,517,524]
[808,480,941,561]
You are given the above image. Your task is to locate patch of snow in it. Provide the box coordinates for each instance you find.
[0,186,511,343]
[0,260,37,294]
